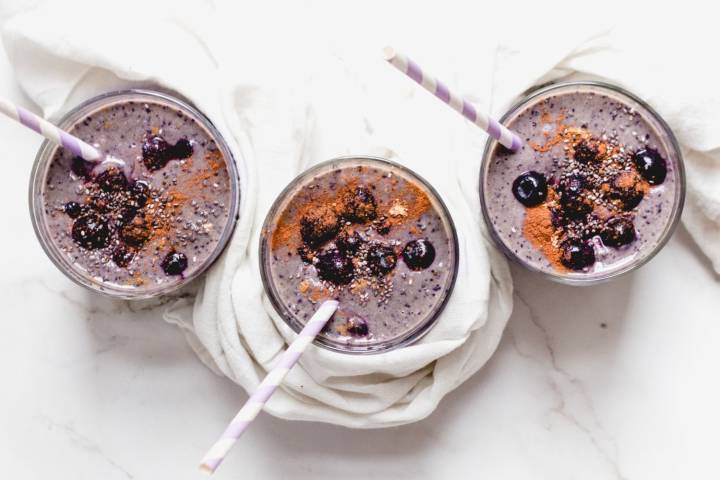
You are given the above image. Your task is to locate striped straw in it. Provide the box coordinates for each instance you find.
[383,47,522,152]
[199,299,339,475]
[0,97,101,161]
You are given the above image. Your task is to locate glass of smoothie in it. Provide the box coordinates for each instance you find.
[30,89,240,299]
[260,156,459,353]
[480,81,685,285]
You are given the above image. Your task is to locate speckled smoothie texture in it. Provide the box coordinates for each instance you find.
[482,84,681,279]
[39,94,234,295]
[261,159,458,352]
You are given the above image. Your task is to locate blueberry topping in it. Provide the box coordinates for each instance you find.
[117,206,139,226]
[345,316,369,337]
[557,174,586,197]
[557,174,592,219]
[550,207,567,228]
[71,213,111,250]
[112,245,135,268]
[64,201,82,218]
[170,138,193,159]
[342,186,377,223]
[633,148,667,185]
[71,156,93,179]
[573,141,598,163]
[131,180,150,208]
[142,136,193,171]
[316,249,354,285]
[335,231,364,254]
[402,239,436,270]
[608,183,644,211]
[142,135,172,171]
[366,244,397,276]
[561,196,593,220]
[600,217,636,248]
[300,205,340,249]
[512,171,548,207]
[94,167,129,192]
[297,246,315,263]
[374,215,391,235]
[560,239,596,271]
[119,217,151,247]
[161,250,188,276]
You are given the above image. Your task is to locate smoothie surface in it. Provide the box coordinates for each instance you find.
[262,159,458,352]
[482,84,681,280]
[39,93,235,295]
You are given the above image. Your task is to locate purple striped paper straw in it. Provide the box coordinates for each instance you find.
[199,299,339,475]
[0,98,101,161]
[383,47,522,152]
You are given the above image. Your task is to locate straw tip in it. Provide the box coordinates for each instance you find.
[198,464,214,476]
[382,46,396,61]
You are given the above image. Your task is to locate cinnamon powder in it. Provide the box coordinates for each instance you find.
[522,190,566,272]
[270,173,432,251]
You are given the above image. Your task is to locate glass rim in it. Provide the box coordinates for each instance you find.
[28,88,241,299]
[479,80,686,285]
[259,155,460,354]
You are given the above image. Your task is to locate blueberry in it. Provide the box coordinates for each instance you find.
[557,174,586,197]
[142,135,171,171]
[345,316,369,337]
[315,249,354,285]
[131,180,150,208]
[573,141,598,163]
[562,197,593,219]
[64,201,82,218]
[511,171,548,207]
[112,245,135,268]
[117,206,138,226]
[374,215,391,235]
[550,207,567,228]
[557,174,592,219]
[170,138,193,159]
[342,186,377,223]
[94,167,129,192]
[608,183,644,211]
[560,239,596,271]
[71,156,93,179]
[600,217,636,248]
[119,217,151,247]
[161,250,188,276]
[366,244,397,276]
[402,239,436,270]
[71,213,111,250]
[297,246,315,263]
[633,148,667,185]
[300,205,340,248]
[336,231,364,254]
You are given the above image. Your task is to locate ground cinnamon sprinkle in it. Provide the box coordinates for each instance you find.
[270,172,431,251]
[270,190,337,250]
[308,285,329,302]
[522,190,566,272]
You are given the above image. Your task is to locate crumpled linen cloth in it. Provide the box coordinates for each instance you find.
[2,2,717,428]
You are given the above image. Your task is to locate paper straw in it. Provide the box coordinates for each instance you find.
[383,47,522,152]
[0,97,101,161]
[199,299,340,475]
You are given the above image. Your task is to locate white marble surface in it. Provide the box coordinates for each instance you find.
[1,16,720,480]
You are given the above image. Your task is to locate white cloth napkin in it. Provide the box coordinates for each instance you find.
[2,3,718,428]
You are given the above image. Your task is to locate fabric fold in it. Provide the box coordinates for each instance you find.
[3,2,716,429]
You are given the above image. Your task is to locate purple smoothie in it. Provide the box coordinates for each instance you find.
[260,157,458,353]
[481,83,683,282]
[32,90,238,297]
